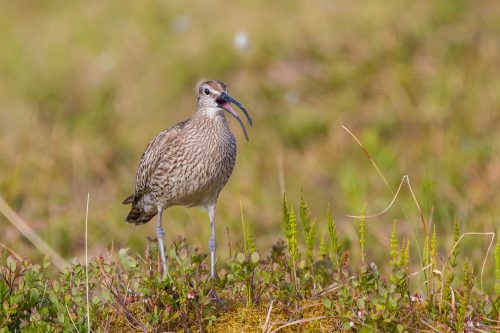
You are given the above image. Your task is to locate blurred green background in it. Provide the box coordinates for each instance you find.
[0,1,499,288]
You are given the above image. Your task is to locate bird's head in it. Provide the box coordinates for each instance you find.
[197,80,252,140]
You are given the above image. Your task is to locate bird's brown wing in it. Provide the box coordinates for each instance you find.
[132,119,190,204]
[123,119,190,225]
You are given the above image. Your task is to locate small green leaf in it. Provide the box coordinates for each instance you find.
[179,247,188,260]
[342,320,353,330]
[6,256,16,271]
[236,252,246,263]
[29,288,39,301]
[119,248,137,268]
[323,298,332,309]
[48,291,58,304]
[356,298,365,309]
[251,252,260,264]
[389,297,398,310]
[484,301,492,315]
[42,256,52,269]
[40,306,49,316]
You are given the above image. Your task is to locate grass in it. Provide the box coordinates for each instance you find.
[0,194,499,332]
[1,0,500,331]
[1,1,499,270]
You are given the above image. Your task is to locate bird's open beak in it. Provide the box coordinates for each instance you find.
[217,92,252,141]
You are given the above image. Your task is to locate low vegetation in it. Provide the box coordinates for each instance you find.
[1,194,499,332]
[1,1,500,332]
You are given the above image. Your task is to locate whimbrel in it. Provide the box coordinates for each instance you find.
[123,80,251,277]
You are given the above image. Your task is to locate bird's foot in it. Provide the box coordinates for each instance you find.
[207,288,222,304]
[206,274,223,304]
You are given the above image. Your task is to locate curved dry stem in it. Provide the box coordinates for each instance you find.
[261,300,274,333]
[0,242,23,261]
[85,193,91,333]
[439,232,495,303]
[65,301,81,333]
[346,175,427,233]
[269,316,330,333]
[408,263,433,278]
[341,125,427,270]
[0,194,68,270]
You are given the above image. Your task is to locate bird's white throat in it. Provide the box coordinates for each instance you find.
[202,106,226,119]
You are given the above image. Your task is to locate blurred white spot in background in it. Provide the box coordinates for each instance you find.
[95,52,116,73]
[82,52,116,86]
[284,89,300,106]
[233,31,250,51]
[172,16,190,33]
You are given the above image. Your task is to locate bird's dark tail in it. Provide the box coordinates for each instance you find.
[122,194,134,205]
[122,194,157,225]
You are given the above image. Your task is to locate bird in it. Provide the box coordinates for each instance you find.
[122,80,252,277]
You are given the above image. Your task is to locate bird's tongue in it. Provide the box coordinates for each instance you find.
[220,101,249,141]
[221,101,236,114]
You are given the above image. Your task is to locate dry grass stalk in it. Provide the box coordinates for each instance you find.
[0,194,68,270]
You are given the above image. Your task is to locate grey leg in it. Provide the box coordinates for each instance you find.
[156,207,167,275]
[207,204,216,278]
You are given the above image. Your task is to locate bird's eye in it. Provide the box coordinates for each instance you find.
[203,88,210,95]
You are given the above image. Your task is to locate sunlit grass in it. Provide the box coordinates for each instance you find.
[0,194,498,331]
[0,0,499,298]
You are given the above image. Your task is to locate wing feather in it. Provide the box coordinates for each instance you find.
[133,119,190,203]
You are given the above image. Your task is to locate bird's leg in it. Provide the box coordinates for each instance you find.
[156,207,167,275]
[207,204,217,278]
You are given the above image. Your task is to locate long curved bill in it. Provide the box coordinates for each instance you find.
[218,92,252,141]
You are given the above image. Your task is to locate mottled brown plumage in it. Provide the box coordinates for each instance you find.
[123,80,251,276]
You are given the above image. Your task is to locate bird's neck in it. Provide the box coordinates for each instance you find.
[192,107,232,137]
[196,105,225,119]
[194,107,227,124]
